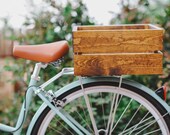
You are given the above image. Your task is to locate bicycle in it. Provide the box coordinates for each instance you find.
[0,40,170,135]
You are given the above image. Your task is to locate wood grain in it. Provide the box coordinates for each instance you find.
[73,24,163,76]
[73,30,163,53]
[74,53,162,76]
[76,24,150,31]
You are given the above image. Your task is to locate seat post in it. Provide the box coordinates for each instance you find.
[11,63,48,135]
[29,63,47,86]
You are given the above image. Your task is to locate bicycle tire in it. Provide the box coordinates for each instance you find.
[31,77,170,135]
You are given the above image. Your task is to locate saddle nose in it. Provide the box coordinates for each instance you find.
[13,41,69,63]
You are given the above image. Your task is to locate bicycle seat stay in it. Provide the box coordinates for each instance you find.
[13,40,69,63]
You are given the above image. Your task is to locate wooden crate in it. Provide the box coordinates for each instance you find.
[73,24,164,76]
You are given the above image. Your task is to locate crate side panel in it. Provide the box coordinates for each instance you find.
[74,53,162,76]
[73,30,163,53]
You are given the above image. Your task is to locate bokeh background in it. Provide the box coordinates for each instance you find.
[0,0,170,134]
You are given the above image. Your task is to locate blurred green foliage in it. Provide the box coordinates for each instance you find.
[0,0,95,134]
[0,0,170,134]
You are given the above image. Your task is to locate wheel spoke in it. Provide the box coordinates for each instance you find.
[144,128,161,135]
[135,112,170,135]
[119,114,154,135]
[135,120,158,135]
[72,99,94,133]
[111,99,133,132]
[60,109,91,135]
[48,125,65,135]
[100,92,107,129]
[108,76,123,135]
[129,111,150,135]
[109,93,120,135]
[50,116,74,135]
[79,77,99,135]
[106,93,116,134]
[122,120,155,135]
[121,104,142,134]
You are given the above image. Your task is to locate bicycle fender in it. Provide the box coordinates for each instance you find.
[27,76,170,134]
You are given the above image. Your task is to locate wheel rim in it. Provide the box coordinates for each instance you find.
[37,86,169,135]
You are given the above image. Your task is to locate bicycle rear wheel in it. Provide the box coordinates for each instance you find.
[31,77,170,135]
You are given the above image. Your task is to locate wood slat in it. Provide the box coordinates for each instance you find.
[76,24,150,31]
[73,30,163,53]
[74,53,162,76]
[76,24,163,31]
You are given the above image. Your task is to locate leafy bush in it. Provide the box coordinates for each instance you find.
[1,0,170,134]
[0,0,95,133]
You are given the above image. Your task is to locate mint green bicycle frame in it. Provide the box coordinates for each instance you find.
[0,63,86,135]
[0,62,170,135]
